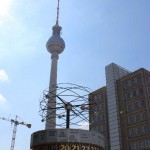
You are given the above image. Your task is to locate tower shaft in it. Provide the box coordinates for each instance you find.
[45,0,65,129]
[50,53,58,86]
[46,53,58,129]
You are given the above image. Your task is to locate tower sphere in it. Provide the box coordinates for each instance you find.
[46,24,65,54]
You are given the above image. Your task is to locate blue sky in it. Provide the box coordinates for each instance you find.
[0,0,150,149]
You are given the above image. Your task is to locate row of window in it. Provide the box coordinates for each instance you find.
[130,138,150,150]
[126,99,145,112]
[94,94,104,101]
[124,87,144,100]
[129,125,149,137]
[95,103,105,112]
[91,124,106,133]
[127,111,148,124]
[123,76,142,90]
[97,114,105,122]
[90,113,105,123]
[146,76,150,84]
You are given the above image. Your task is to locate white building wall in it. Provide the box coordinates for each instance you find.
[105,63,130,150]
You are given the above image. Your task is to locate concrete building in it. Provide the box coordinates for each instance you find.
[89,87,110,150]
[89,63,150,150]
[117,68,150,150]
[105,63,130,150]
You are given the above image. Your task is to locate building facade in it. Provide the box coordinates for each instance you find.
[117,68,150,150]
[89,63,150,150]
[89,87,110,150]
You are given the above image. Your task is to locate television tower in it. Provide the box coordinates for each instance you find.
[30,2,105,150]
[45,0,65,129]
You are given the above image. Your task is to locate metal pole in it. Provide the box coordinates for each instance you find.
[66,109,70,129]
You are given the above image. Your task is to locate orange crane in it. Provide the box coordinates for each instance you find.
[0,115,31,150]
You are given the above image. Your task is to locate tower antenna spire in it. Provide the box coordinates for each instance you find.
[56,0,60,25]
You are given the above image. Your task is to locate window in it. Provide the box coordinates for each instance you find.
[146,76,150,84]
[140,140,146,149]
[136,114,140,122]
[125,88,144,101]
[127,103,134,112]
[99,103,104,111]
[128,112,148,125]
[143,125,149,134]
[98,94,104,101]
[125,92,131,100]
[129,125,149,137]
[134,101,138,109]
[147,139,150,148]
[131,78,136,85]
[129,128,136,137]
[94,95,98,101]
[99,125,105,132]
[139,87,144,95]
[98,114,105,122]
[142,112,148,120]
[137,127,142,135]
[128,115,135,124]
[140,99,145,106]
[131,139,150,150]
[123,81,129,89]
[130,142,138,150]
[126,99,145,112]
[136,76,142,83]
[132,90,137,97]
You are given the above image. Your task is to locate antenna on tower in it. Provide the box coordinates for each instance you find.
[56,0,60,25]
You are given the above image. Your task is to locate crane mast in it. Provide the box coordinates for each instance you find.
[0,115,31,150]
[10,116,18,150]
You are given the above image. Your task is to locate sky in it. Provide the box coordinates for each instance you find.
[0,0,150,149]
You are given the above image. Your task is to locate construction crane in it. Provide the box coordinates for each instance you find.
[0,115,31,150]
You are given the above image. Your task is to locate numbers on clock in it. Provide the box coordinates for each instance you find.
[60,144,65,150]
[60,144,99,150]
